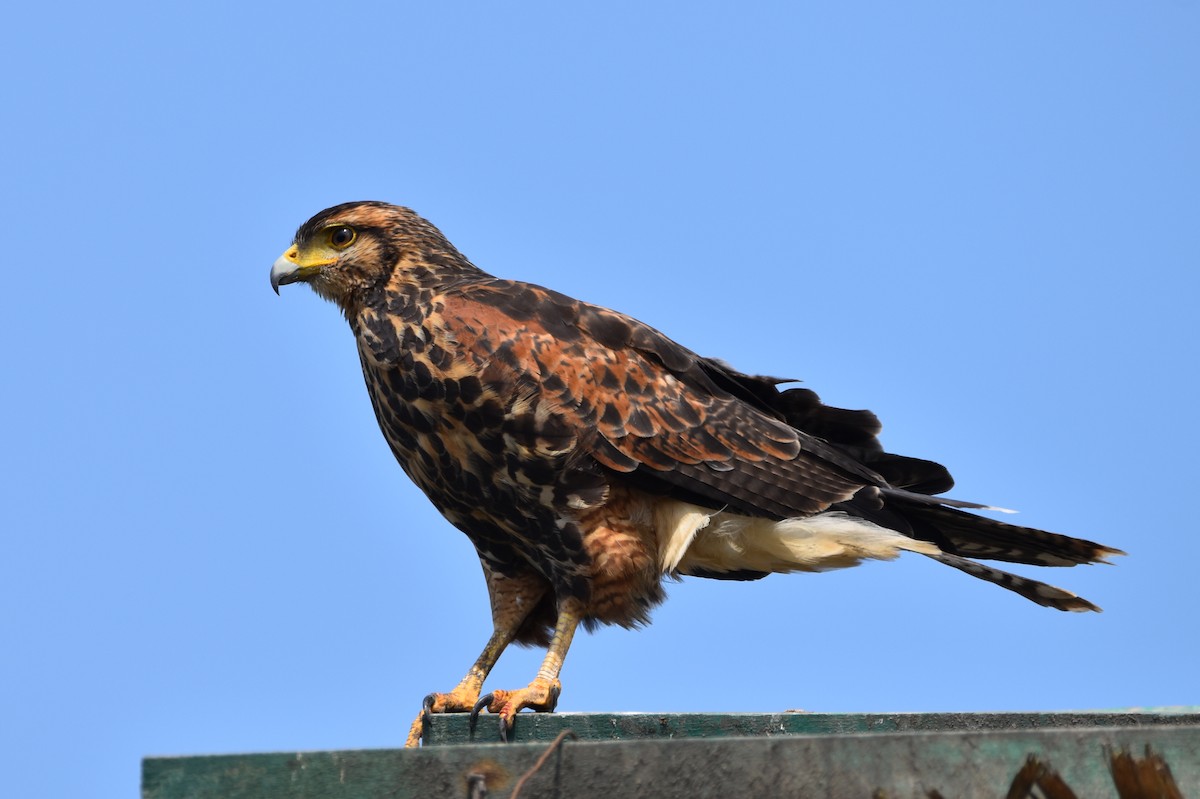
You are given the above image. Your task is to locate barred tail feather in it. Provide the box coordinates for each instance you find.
[897,501,1125,567]
[929,552,1101,612]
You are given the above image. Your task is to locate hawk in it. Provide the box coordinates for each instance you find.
[270,201,1120,746]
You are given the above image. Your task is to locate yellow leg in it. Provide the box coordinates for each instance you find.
[404,626,515,747]
[475,596,584,742]
[404,569,546,748]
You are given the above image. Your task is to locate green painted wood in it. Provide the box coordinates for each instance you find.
[425,708,1200,745]
[143,723,1200,799]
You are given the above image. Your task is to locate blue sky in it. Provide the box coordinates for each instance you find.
[3,3,1198,797]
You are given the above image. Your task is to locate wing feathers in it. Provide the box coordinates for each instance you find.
[439,279,1117,612]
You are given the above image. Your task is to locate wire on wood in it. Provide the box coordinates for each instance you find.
[508,730,578,799]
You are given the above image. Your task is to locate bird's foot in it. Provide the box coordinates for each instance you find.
[404,686,483,748]
[471,677,562,742]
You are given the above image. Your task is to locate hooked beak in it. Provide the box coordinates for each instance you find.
[270,244,334,294]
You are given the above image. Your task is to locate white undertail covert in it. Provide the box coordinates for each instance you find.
[653,499,939,577]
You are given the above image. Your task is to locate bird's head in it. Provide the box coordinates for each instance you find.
[271,201,473,311]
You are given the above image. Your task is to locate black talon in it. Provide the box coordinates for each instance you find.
[470,693,494,735]
[499,715,511,744]
[547,684,561,712]
[420,693,438,738]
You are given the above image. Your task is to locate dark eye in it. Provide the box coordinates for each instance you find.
[328,226,356,248]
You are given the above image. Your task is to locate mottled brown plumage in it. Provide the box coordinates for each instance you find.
[270,201,1122,745]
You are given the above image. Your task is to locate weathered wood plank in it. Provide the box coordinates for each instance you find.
[426,708,1200,745]
[142,728,1200,799]
[143,712,1200,799]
